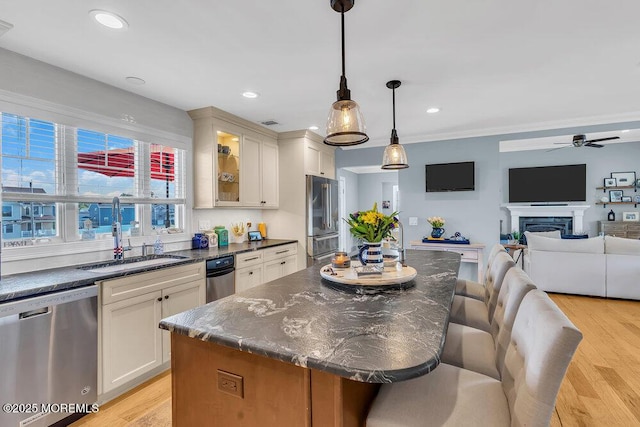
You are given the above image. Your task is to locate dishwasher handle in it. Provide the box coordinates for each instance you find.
[207,267,235,278]
[19,307,51,320]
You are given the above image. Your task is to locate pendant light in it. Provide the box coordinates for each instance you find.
[324,0,369,146]
[381,80,409,169]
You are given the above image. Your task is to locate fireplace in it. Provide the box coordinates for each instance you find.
[503,204,590,235]
[519,217,572,235]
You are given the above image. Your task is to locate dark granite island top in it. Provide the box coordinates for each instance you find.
[160,249,461,384]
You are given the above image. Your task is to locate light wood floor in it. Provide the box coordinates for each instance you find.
[72,294,640,427]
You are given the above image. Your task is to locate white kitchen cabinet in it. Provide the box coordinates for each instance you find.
[235,243,298,291]
[263,255,298,283]
[261,141,279,207]
[99,262,205,393]
[188,106,279,209]
[161,281,205,363]
[241,136,279,208]
[304,140,335,179]
[235,264,264,292]
[102,290,163,394]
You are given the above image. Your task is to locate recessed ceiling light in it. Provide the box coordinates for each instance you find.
[308,126,319,131]
[426,107,440,114]
[125,76,145,85]
[621,129,630,133]
[89,10,128,30]
[242,91,259,99]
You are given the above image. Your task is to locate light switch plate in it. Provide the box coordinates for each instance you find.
[409,217,418,226]
[199,220,211,230]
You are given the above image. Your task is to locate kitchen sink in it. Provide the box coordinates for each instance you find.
[78,254,189,273]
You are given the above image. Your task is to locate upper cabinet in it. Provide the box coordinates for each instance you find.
[304,139,336,179]
[189,106,279,209]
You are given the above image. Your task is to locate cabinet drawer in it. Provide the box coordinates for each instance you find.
[262,243,298,262]
[445,248,478,261]
[100,262,205,305]
[236,250,263,268]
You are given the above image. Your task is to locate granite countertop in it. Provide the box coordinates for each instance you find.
[160,249,461,383]
[0,239,296,303]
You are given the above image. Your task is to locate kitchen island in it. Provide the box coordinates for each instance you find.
[160,250,461,426]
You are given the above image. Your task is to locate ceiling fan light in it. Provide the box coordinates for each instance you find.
[324,99,368,146]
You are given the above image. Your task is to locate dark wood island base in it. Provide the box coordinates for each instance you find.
[171,333,380,426]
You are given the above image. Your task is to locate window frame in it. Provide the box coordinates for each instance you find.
[1,112,187,252]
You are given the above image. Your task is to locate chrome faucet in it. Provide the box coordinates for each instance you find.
[112,196,123,260]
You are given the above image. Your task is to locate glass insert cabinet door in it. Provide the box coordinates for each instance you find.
[216,131,240,204]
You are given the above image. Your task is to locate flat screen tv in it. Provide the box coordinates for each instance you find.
[508,164,586,203]
[425,161,475,192]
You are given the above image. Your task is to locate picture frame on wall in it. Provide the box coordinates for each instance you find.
[621,196,632,202]
[611,171,636,187]
[604,177,617,187]
[622,211,639,222]
[609,190,623,202]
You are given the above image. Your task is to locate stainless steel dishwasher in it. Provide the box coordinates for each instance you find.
[206,255,235,302]
[0,285,98,427]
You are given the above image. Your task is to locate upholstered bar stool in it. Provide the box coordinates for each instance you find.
[448,251,515,332]
[442,267,536,379]
[367,290,583,427]
[455,244,506,300]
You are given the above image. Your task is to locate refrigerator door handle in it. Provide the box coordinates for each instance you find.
[313,234,338,242]
[326,184,332,230]
[321,183,327,229]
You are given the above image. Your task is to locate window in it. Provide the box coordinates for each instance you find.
[1,112,186,245]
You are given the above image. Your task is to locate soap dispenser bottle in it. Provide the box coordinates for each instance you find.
[607,209,615,221]
[154,233,164,254]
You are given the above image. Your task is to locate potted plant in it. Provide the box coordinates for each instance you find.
[344,203,398,266]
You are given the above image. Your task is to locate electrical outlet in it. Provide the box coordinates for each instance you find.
[199,220,211,230]
[217,370,243,398]
[409,217,418,226]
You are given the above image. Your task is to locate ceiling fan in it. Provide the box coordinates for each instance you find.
[547,134,620,152]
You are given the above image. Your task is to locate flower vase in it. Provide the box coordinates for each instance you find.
[430,227,445,239]
[358,241,384,267]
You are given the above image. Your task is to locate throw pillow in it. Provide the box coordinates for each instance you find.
[604,235,640,255]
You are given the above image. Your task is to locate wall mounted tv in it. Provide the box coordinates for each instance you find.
[425,161,475,192]
[508,164,586,203]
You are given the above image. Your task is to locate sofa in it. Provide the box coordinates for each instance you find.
[521,231,640,300]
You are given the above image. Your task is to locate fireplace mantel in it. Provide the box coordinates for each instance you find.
[502,204,590,234]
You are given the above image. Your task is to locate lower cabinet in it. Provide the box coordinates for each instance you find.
[235,243,298,292]
[235,264,264,293]
[263,255,298,283]
[99,263,205,394]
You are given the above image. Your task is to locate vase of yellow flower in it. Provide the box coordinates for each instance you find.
[344,203,398,266]
[427,216,446,239]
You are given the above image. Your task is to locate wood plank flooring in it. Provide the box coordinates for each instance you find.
[71,294,640,426]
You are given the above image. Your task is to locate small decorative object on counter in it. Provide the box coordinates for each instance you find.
[427,216,446,239]
[258,222,267,238]
[81,219,96,241]
[214,226,228,247]
[231,222,246,243]
[206,231,218,248]
[608,209,616,221]
[331,251,351,268]
[192,233,209,249]
[154,234,164,255]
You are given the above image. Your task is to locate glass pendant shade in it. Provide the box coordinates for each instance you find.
[325,99,368,146]
[381,80,409,169]
[381,132,409,170]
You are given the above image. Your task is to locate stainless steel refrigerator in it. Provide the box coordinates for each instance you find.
[306,175,339,266]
